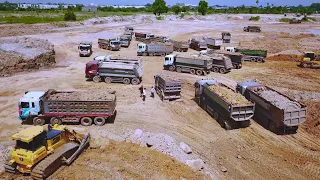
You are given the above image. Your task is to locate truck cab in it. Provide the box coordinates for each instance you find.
[236,81,261,99]
[194,79,217,104]
[85,60,99,79]
[164,54,175,68]
[224,47,236,52]
[137,43,147,53]
[78,42,93,57]
[18,91,45,121]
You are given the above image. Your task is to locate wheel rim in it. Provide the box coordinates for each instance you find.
[190,69,196,74]
[220,68,226,74]
[94,117,105,125]
[196,70,202,76]
[213,67,219,72]
[105,77,112,83]
[250,58,255,62]
[93,76,100,83]
[132,78,140,85]
[169,66,175,71]
[123,78,130,84]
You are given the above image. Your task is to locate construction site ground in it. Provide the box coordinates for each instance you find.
[0,14,320,179]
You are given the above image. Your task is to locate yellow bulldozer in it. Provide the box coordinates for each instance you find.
[299,51,320,68]
[4,125,90,180]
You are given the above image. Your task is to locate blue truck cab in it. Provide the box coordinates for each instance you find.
[18,91,45,121]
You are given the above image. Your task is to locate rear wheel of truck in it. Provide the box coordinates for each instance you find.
[212,67,219,73]
[33,117,45,126]
[257,58,263,63]
[232,63,237,69]
[169,65,175,71]
[94,117,106,126]
[301,63,308,68]
[104,77,112,83]
[219,68,226,74]
[176,67,182,73]
[80,117,92,126]
[203,71,208,76]
[131,78,140,85]
[190,69,196,75]
[123,78,131,84]
[196,70,203,76]
[93,76,101,83]
[50,117,62,126]
[250,58,255,62]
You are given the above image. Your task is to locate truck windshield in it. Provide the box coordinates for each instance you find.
[165,57,170,61]
[15,133,45,151]
[21,102,29,108]
[120,38,128,41]
[80,46,90,51]
[111,42,120,45]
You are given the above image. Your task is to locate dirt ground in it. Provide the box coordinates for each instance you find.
[0,14,320,179]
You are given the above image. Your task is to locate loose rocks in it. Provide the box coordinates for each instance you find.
[186,159,205,170]
[179,142,192,154]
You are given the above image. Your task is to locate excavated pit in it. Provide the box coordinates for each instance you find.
[0,37,55,76]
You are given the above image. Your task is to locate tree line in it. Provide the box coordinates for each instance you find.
[1,0,320,16]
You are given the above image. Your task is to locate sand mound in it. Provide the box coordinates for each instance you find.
[0,37,55,76]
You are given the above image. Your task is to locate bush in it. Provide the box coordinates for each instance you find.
[156,16,163,20]
[249,16,260,21]
[180,13,185,19]
[64,11,76,21]
[279,18,291,22]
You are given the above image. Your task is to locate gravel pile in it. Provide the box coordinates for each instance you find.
[48,91,115,101]
[208,84,251,105]
[255,89,301,110]
[158,74,181,82]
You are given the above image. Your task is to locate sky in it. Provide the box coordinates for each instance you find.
[1,0,318,6]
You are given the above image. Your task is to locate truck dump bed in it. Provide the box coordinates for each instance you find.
[204,83,254,121]
[246,85,306,127]
[155,74,182,101]
[147,43,173,53]
[43,90,116,116]
[236,48,267,58]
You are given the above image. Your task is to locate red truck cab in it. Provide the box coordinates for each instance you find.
[85,60,99,79]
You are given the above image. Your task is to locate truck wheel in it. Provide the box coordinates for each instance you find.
[94,117,106,126]
[50,117,62,126]
[169,65,175,71]
[33,117,45,126]
[301,63,308,68]
[212,67,219,73]
[131,78,140,85]
[93,76,101,83]
[223,120,232,130]
[176,67,182,73]
[232,63,237,69]
[203,71,208,76]
[238,64,242,69]
[196,70,203,76]
[104,77,112,83]
[190,69,196,75]
[257,58,263,63]
[123,78,131,84]
[80,117,93,126]
[250,58,255,62]
[219,68,226,74]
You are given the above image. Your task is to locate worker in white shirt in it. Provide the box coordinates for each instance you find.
[150,86,155,98]
[142,88,146,101]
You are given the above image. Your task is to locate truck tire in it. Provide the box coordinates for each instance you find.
[212,67,219,73]
[257,58,263,63]
[80,117,93,126]
[219,68,226,74]
[131,78,140,85]
[169,65,175,71]
[301,63,308,68]
[94,117,106,126]
[176,67,182,73]
[203,71,208,76]
[93,76,101,83]
[33,117,45,126]
[250,57,255,62]
[196,70,203,76]
[50,117,62,126]
[123,78,131,84]
[190,69,196,75]
[223,119,232,130]
[104,77,112,83]
[232,63,237,69]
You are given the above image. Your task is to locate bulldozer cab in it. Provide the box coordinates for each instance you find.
[303,52,315,61]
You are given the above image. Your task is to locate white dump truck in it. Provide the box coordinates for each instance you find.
[78,41,93,57]
[137,42,173,56]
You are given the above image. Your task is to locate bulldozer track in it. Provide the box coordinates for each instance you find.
[4,161,16,174]
[31,143,79,180]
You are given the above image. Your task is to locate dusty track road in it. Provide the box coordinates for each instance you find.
[0,14,320,179]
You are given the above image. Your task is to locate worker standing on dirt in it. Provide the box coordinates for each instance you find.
[150,86,155,98]
[139,85,143,97]
[143,88,146,101]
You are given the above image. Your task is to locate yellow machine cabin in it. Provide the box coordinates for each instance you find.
[300,51,320,68]
[5,125,90,180]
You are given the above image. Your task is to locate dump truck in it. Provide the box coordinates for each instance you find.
[207,53,233,74]
[154,74,182,101]
[123,31,133,40]
[289,18,302,24]
[18,90,117,126]
[222,32,231,43]
[189,38,207,51]
[299,51,320,68]
[211,50,244,69]
[203,37,223,50]
[195,79,255,130]
[164,53,212,76]
[86,57,143,85]
[171,40,189,52]
[237,81,307,133]
[135,32,154,41]
[137,42,173,56]
[243,26,261,32]
[98,38,121,51]
[119,36,130,47]
[235,48,267,62]
[78,41,93,57]
[5,124,90,180]
[125,26,134,34]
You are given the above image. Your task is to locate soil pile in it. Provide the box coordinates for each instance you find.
[48,91,115,101]
[301,100,320,137]
[0,37,55,76]
[208,84,251,105]
[266,54,303,62]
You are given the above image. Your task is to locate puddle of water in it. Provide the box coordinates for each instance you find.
[309,29,320,35]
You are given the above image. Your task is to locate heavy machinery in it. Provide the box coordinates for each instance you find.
[78,41,93,57]
[98,38,121,51]
[289,18,302,24]
[119,36,130,47]
[224,47,267,63]
[189,38,207,51]
[5,124,90,180]
[195,79,255,130]
[221,32,231,43]
[243,26,261,32]
[299,51,320,68]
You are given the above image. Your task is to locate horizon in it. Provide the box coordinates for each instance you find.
[0,0,318,7]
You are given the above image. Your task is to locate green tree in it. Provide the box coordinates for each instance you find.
[181,6,190,12]
[64,11,76,21]
[152,0,167,15]
[256,0,259,7]
[171,5,181,14]
[198,0,208,15]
